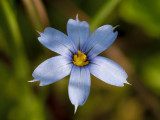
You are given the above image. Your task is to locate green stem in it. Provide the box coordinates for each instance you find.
[90,0,121,32]
[0,0,29,79]
[0,29,9,55]
[22,0,43,31]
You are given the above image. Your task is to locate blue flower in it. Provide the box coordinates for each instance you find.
[30,16,129,112]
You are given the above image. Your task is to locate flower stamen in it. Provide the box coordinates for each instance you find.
[73,50,89,66]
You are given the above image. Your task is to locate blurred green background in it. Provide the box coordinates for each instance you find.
[0,0,160,120]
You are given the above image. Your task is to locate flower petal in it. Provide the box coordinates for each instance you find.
[67,17,90,50]
[38,27,76,57]
[83,25,117,59]
[89,56,128,86]
[68,65,90,110]
[32,56,73,86]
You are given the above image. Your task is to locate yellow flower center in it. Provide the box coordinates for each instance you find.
[72,50,89,67]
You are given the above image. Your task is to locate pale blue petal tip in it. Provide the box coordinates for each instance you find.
[121,81,131,87]
[125,81,131,85]
[76,14,79,21]
[28,79,39,82]
[113,25,120,29]
[37,31,42,35]
[74,105,78,114]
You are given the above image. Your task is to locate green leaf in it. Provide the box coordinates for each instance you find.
[141,54,160,94]
[119,0,160,38]
[90,0,121,32]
